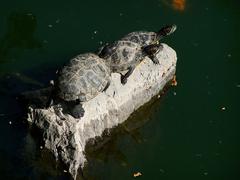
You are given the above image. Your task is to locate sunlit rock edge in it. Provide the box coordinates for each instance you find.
[27,43,177,179]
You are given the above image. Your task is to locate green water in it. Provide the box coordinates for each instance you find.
[0,0,239,179]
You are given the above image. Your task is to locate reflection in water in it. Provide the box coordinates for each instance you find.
[0,11,42,62]
[84,92,165,179]
[161,0,186,11]
[172,0,186,11]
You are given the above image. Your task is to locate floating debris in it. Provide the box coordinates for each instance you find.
[203,172,208,176]
[133,172,142,177]
[173,91,177,96]
[218,140,223,144]
[221,107,226,111]
[93,30,98,34]
[236,84,240,88]
[195,153,203,158]
[48,24,53,28]
[55,19,60,23]
[209,120,214,124]
[193,42,199,47]
[119,13,123,16]
[9,121,12,125]
[159,169,165,173]
[63,170,68,173]
[227,54,232,58]
[171,75,177,86]
[40,146,43,149]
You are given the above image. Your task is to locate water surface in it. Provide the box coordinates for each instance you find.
[0,0,239,179]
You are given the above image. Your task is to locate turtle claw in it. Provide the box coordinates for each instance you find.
[152,57,159,64]
[121,76,128,85]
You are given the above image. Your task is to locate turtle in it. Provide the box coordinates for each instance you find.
[121,24,177,47]
[98,40,163,84]
[47,53,111,118]
[98,25,177,84]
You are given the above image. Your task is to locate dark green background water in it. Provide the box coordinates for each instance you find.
[0,0,239,179]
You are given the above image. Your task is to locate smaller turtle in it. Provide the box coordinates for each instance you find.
[47,53,111,118]
[121,24,177,47]
[99,40,163,84]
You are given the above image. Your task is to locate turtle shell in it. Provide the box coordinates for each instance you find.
[101,40,144,73]
[121,31,157,47]
[56,53,110,102]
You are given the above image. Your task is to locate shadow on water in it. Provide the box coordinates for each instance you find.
[0,11,42,63]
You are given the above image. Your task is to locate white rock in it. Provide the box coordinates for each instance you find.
[27,43,177,179]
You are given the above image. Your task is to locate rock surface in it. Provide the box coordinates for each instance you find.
[27,43,177,179]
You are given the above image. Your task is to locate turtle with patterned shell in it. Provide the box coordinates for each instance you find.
[121,24,177,47]
[98,24,177,84]
[47,53,111,118]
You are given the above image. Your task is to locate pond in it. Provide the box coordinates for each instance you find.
[0,0,239,179]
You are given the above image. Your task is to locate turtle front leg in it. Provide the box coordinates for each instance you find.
[143,44,163,64]
[102,81,111,92]
[121,66,134,85]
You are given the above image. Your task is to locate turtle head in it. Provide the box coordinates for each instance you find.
[156,24,177,41]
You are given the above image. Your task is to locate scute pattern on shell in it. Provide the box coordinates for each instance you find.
[102,40,144,72]
[121,31,157,47]
[57,53,110,102]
